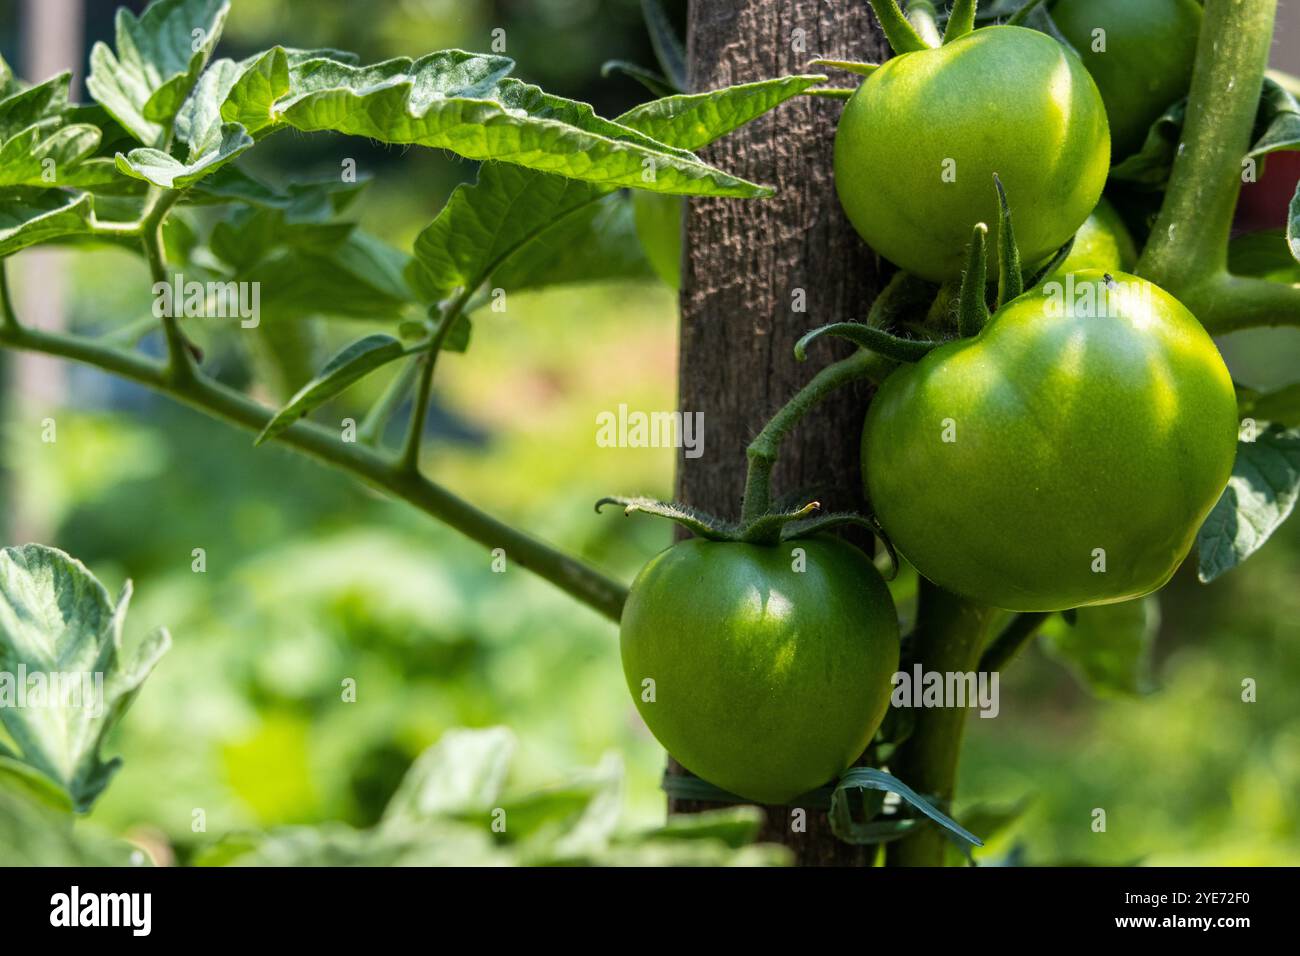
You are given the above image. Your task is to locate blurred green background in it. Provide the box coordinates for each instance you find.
[0,0,1297,865]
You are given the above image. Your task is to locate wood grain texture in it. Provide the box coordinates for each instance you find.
[669,0,890,866]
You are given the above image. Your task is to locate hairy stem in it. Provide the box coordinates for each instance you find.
[1138,0,1298,331]
[740,349,888,522]
[886,579,996,867]
[0,320,629,623]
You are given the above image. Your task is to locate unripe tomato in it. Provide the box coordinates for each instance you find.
[632,190,683,289]
[862,271,1238,612]
[1051,0,1203,161]
[619,536,899,804]
[834,25,1109,282]
[1044,197,1138,282]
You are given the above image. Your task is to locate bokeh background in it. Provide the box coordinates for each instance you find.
[0,0,1297,865]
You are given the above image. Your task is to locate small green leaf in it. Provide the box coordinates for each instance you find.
[220,48,291,136]
[0,72,72,141]
[600,61,679,98]
[0,544,171,812]
[993,174,1022,308]
[1246,383,1300,426]
[640,0,687,91]
[615,74,826,152]
[867,0,933,54]
[1040,597,1159,697]
[0,188,93,256]
[942,0,977,42]
[958,222,990,337]
[255,334,407,445]
[0,123,103,188]
[807,59,879,77]
[831,767,983,849]
[1198,427,1300,582]
[115,122,253,188]
[86,0,231,147]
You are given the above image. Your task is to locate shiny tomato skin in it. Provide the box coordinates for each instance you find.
[834,25,1109,282]
[862,271,1238,612]
[619,536,899,804]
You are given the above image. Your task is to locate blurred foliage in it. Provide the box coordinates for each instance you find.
[0,0,1296,866]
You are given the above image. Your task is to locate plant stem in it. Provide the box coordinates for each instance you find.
[1138,0,1298,331]
[979,611,1051,673]
[359,355,420,446]
[0,261,16,329]
[886,579,996,867]
[0,320,629,623]
[399,297,468,472]
[139,187,194,382]
[740,349,888,522]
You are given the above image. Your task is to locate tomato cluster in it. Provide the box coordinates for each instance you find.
[618,1,1249,805]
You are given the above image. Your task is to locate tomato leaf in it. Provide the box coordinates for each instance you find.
[255,334,407,445]
[1197,426,1300,582]
[115,123,253,188]
[1040,597,1159,698]
[86,0,231,147]
[0,189,93,256]
[0,544,170,813]
[640,0,687,92]
[831,767,983,849]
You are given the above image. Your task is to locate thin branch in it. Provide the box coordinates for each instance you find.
[0,321,629,623]
[979,611,1051,673]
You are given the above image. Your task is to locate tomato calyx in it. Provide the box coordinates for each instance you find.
[596,495,898,573]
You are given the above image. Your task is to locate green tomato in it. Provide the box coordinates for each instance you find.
[862,271,1238,612]
[1051,0,1203,161]
[632,190,683,289]
[834,25,1109,283]
[619,536,899,804]
[1045,197,1138,282]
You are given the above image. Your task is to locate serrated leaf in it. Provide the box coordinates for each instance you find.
[1198,427,1300,582]
[0,123,103,187]
[1040,597,1159,698]
[0,544,170,812]
[614,73,825,152]
[115,122,252,188]
[220,48,291,136]
[0,72,71,141]
[0,189,93,256]
[383,726,515,824]
[86,0,231,148]
[271,52,767,197]
[255,334,407,444]
[406,75,817,305]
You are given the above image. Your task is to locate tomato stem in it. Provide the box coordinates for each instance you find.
[740,350,885,523]
[1138,0,1300,331]
[885,579,997,866]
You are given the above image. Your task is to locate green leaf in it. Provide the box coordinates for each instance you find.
[115,122,253,188]
[86,0,232,147]
[408,166,611,305]
[271,51,768,197]
[831,766,983,849]
[0,123,104,188]
[255,334,407,445]
[406,75,819,306]
[1198,426,1300,582]
[219,47,290,136]
[1242,383,1300,427]
[1228,228,1300,282]
[0,189,93,256]
[0,785,141,865]
[640,0,687,91]
[0,544,170,812]
[1040,597,1159,697]
[867,0,933,54]
[383,727,515,823]
[599,61,679,99]
[1249,78,1300,157]
[649,805,765,848]
[614,74,826,151]
[244,230,414,320]
[0,72,71,141]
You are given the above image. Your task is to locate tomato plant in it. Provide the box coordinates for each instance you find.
[620,536,898,804]
[1,0,1298,877]
[833,24,1109,281]
[1050,0,1203,161]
